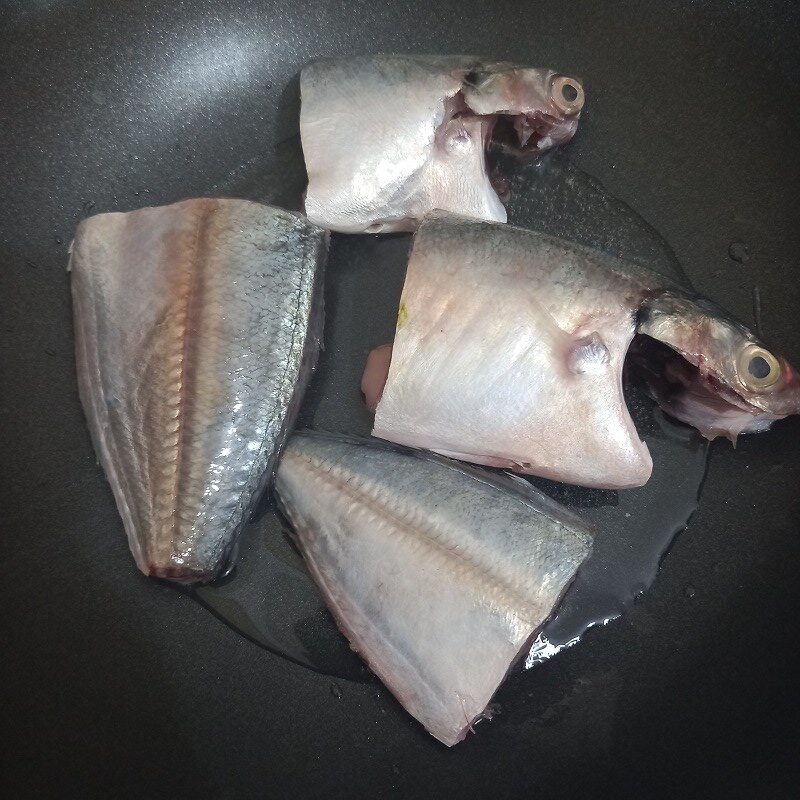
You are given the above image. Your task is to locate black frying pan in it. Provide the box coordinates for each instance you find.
[2,2,799,798]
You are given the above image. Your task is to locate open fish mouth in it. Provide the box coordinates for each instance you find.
[632,291,800,442]
[452,67,585,155]
[489,110,575,153]
[628,335,782,442]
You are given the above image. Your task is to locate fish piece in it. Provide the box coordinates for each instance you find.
[70,199,327,582]
[361,343,393,413]
[369,214,800,488]
[300,55,584,233]
[631,293,800,441]
[274,431,592,746]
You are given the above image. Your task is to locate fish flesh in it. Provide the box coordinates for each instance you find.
[300,55,584,233]
[366,214,800,489]
[70,199,327,582]
[274,431,592,746]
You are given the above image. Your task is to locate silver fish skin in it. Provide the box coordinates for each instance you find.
[275,431,592,747]
[370,214,800,488]
[70,199,327,583]
[633,292,800,440]
[300,55,584,233]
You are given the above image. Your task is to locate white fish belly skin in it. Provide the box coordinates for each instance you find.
[275,432,592,746]
[300,55,506,233]
[373,214,655,489]
[70,199,327,582]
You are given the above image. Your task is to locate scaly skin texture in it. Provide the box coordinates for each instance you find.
[275,431,592,747]
[371,215,800,481]
[71,199,327,582]
[373,214,659,489]
[300,55,583,233]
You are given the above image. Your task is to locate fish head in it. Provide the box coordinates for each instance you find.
[635,292,800,441]
[460,64,584,153]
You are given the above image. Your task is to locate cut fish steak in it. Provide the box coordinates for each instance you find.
[369,214,800,488]
[300,54,584,233]
[70,198,327,582]
[275,431,592,746]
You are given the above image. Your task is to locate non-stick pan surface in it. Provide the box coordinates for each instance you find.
[1,2,799,798]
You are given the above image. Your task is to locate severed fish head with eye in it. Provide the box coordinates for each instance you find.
[300,55,584,233]
[364,214,800,489]
[633,293,800,442]
[460,63,585,153]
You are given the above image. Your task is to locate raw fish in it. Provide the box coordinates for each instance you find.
[367,214,800,488]
[70,199,327,582]
[301,55,584,233]
[275,431,592,746]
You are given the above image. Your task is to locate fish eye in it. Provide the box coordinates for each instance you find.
[738,344,781,390]
[463,70,489,87]
[561,83,578,102]
[748,356,771,379]
[550,76,585,114]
